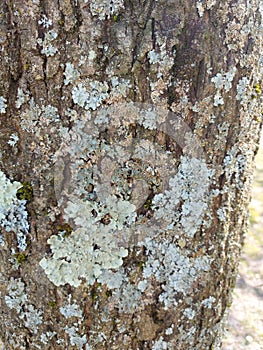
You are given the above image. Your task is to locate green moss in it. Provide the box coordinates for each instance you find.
[143,198,152,210]
[113,14,120,22]
[56,223,73,237]
[58,19,65,26]
[254,83,262,95]
[16,253,26,265]
[91,282,102,301]
[106,290,112,297]
[137,261,145,271]
[252,83,262,99]
[48,301,57,308]
[17,182,33,201]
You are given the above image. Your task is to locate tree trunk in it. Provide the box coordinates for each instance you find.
[0,0,262,349]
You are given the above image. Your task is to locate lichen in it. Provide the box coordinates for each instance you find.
[152,336,171,350]
[38,15,52,28]
[59,296,82,318]
[7,133,19,147]
[89,0,124,20]
[140,237,211,309]
[211,67,237,106]
[0,170,29,251]
[37,30,58,57]
[16,87,30,109]
[5,277,43,334]
[64,62,80,86]
[152,156,211,237]
[72,79,110,110]
[0,96,7,113]
[5,277,28,312]
[65,325,87,349]
[20,98,60,133]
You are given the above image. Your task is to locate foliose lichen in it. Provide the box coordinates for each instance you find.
[0,170,29,251]
[89,0,124,20]
[0,96,7,113]
[5,277,43,334]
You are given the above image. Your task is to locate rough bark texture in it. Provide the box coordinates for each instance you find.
[0,1,262,349]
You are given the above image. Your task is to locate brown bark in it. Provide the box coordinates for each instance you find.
[0,0,262,349]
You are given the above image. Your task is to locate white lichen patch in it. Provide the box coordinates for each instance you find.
[40,331,57,345]
[60,296,82,318]
[141,237,211,309]
[20,304,43,334]
[65,325,87,349]
[211,67,237,106]
[5,277,28,312]
[20,98,60,133]
[196,1,205,17]
[183,307,196,320]
[7,133,19,147]
[39,222,129,287]
[1,198,29,251]
[236,76,250,102]
[5,277,43,334]
[211,68,237,92]
[0,96,7,113]
[89,0,124,20]
[64,62,80,86]
[16,88,30,109]
[152,156,210,237]
[201,296,216,308]
[38,15,52,28]
[165,324,174,335]
[0,170,29,250]
[37,30,58,57]
[72,80,109,110]
[0,170,22,220]
[152,336,170,350]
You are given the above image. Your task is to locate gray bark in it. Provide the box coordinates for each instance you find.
[0,0,262,349]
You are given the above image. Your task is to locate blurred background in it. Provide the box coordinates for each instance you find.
[223,133,263,350]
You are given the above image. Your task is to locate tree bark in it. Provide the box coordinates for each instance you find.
[0,0,262,349]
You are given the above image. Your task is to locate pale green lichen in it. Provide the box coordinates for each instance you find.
[5,277,28,312]
[0,170,29,250]
[0,170,22,219]
[39,220,129,287]
[7,133,19,147]
[152,156,210,237]
[201,296,216,308]
[5,277,43,334]
[65,326,87,349]
[0,96,7,113]
[152,336,171,350]
[20,98,60,133]
[72,80,109,110]
[37,30,58,57]
[16,88,30,108]
[211,67,237,106]
[20,304,43,334]
[59,296,82,318]
[140,237,211,309]
[40,331,57,345]
[89,0,124,20]
[64,62,80,86]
